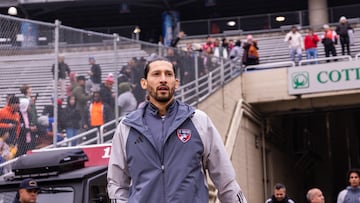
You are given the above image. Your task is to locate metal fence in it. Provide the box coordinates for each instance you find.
[0,15,121,166]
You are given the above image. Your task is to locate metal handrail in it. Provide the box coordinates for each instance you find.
[299,55,352,66]
[355,53,360,60]
[43,127,99,149]
[99,119,119,144]
[245,61,296,71]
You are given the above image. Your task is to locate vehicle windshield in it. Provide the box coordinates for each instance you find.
[0,187,74,203]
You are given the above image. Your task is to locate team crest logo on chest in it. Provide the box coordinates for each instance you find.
[177,129,191,143]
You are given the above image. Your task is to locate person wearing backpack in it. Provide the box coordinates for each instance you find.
[242,35,259,66]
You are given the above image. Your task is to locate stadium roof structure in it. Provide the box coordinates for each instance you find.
[0,0,358,41]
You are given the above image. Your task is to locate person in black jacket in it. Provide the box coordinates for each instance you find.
[100,74,115,119]
[63,95,81,146]
[265,183,295,203]
[86,57,102,93]
[336,16,353,56]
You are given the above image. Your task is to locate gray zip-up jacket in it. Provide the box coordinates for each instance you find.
[337,186,360,203]
[107,100,247,203]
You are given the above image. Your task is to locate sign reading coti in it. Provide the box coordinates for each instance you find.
[288,61,360,95]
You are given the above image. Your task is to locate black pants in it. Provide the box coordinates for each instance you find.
[340,35,350,55]
[324,44,337,62]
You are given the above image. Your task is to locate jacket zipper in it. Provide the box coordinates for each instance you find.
[161,116,166,202]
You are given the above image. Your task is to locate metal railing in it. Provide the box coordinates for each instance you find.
[180,4,360,37]
[245,61,296,71]
[299,55,352,66]
[355,53,360,60]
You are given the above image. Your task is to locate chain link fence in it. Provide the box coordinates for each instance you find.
[0,14,133,167]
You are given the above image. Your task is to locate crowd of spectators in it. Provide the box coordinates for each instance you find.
[0,56,149,169]
[173,15,354,70]
[160,32,260,85]
[284,16,354,65]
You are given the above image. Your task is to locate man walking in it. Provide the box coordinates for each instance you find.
[107,56,247,203]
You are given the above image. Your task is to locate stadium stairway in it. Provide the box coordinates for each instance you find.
[0,47,149,114]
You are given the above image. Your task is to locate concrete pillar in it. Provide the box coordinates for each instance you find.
[308,0,328,29]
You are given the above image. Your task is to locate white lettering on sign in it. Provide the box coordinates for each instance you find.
[102,146,111,159]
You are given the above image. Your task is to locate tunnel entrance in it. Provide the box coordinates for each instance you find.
[265,106,360,202]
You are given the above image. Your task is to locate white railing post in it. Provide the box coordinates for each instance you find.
[53,19,61,148]
[194,52,200,102]
[113,33,120,122]
[208,72,213,92]
[220,58,224,85]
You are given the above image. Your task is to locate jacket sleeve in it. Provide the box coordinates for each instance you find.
[73,87,92,104]
[107,121,131,202]
[313,34,319,43]
[192,110,247,203]
[66,64,71,76]
[337,189,346,203]
[284,33,290,42]
[93,64,101,78]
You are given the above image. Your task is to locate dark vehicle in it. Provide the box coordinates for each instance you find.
[0,144,112,203]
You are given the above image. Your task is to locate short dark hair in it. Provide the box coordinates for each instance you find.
[143,56,176,79]
[347,168,360,180]
[76,75,86,81]
[8,96,19,105]
[274,183,286,190]
[20,84,30,95]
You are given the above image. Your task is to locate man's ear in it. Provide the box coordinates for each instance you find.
[175,79,179,89]
[140,78,147,90]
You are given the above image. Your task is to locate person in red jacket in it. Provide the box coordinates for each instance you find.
[304,28,319,64]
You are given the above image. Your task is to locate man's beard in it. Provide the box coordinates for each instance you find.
[149,86,175,103]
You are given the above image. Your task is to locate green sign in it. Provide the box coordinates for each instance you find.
[292,71,309,89]
[288,61,360,95]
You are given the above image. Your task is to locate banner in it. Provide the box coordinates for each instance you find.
[288,60,360,95]
[162,11,179,47]
[21,22,38,47]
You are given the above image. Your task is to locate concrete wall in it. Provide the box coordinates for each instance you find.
[197,77,243,141]
[234,115,264,202]
[242,65,360,114]
[196,74,315,202]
